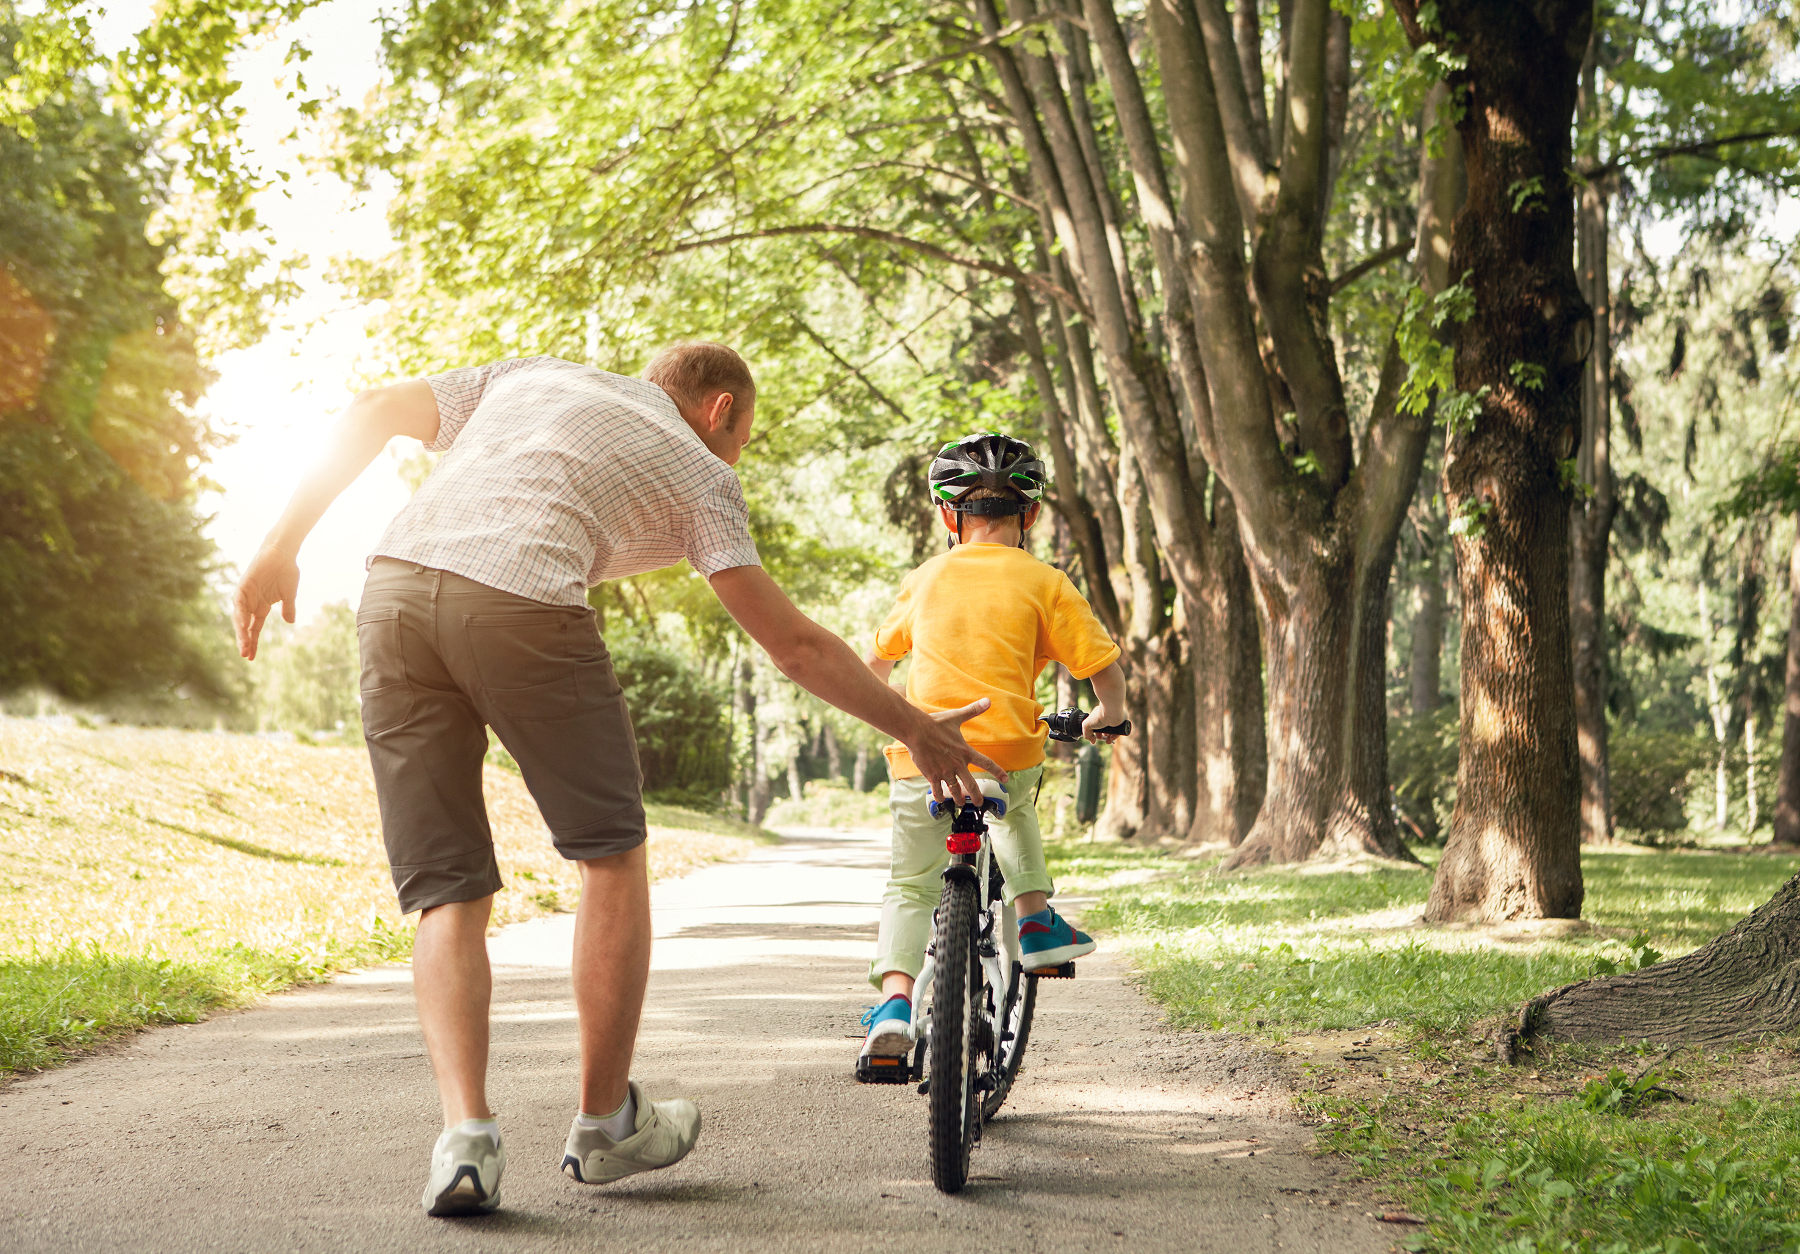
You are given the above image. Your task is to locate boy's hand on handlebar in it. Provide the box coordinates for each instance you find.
[1083,701,1124,744]
[910,698,1007,806]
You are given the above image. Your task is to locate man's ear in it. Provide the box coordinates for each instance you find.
[704,391,735,432]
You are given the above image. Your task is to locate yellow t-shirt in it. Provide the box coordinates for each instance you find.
[873,543,1121,778]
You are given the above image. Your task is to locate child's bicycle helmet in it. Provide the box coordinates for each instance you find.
[928,432,1047,516]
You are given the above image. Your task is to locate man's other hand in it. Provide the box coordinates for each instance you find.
[233,546,300,660]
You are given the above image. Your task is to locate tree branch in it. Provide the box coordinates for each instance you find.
[1330,239,1411,293]
[871,13,1061,84]
[647,222,1087,314]
[1582,127,1800,179]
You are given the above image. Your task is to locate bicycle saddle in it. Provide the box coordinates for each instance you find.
[927,775,1008,819]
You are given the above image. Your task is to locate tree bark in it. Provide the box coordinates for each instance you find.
[1399,0,1592,922]
[1774,513,1800,845]
[852,742,871,794]
[1569,76,1618,844]
[1510,872,1800,1050]
[1410,527,1445,715]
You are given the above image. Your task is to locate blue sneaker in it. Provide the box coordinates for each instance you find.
[858,995,914,1059]
[1019,909,1096,971]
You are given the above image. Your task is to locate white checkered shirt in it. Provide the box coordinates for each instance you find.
[369,356,761,606]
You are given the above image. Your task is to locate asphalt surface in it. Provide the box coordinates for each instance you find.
[3,826,1396,1253]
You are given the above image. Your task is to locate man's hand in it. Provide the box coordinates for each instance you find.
[233,546,300,660]
[905,699,1007,806]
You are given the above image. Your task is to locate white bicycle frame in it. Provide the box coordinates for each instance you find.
[912,781,1022,1043]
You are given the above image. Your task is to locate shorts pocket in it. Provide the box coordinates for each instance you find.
[466,607,612,721]
[356,608,413,736]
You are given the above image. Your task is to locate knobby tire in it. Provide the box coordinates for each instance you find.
[928,875,980,1193]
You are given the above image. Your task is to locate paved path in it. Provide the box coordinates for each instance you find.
[3,827,1394,1253]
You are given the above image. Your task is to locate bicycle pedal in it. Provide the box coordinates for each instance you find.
[1030,961,1076,978]
[855,1054,914,1084]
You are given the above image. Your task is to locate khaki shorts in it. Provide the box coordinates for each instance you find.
[357,559,645,913]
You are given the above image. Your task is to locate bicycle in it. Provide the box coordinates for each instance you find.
[854,707,1130,1193]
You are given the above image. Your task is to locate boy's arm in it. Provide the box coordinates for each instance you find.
[1083,660,1129,744]
[863,651,898,687]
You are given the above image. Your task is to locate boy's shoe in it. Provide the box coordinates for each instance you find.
[422,1122,505,1217]
[1019,909,1096,971]
[858,995,914,1059]
[561,1081,701,1185]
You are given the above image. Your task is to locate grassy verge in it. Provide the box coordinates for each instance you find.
[0,717,763,1074]
[1045,836,1800,1253]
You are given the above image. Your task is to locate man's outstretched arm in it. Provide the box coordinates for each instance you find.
[232,380,440,660]
[709,565,1003,805]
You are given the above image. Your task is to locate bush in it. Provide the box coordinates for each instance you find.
[1610,727,1712,837]
[1387,707,1459,844]
[608,636,732,807]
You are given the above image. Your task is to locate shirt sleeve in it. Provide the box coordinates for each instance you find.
[1046,571,1121,679]
[423,356,549,452]
[684,474,763,577]
[872,573,917,662]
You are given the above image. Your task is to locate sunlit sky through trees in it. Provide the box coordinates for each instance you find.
[97,0,405,621]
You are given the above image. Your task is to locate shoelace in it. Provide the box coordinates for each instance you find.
[859,999,908,1031]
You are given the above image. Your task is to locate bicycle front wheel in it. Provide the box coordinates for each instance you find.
[927,874,981,1193]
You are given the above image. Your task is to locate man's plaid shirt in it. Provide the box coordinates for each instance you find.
[369,356,761,606]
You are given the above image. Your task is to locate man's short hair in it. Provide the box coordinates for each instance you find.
[643,341,756,416]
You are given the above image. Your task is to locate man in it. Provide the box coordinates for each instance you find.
[232,344,1001,1217]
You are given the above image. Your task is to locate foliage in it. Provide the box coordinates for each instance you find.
[1609,727,1715,836]
[0,25,230,706]
[607,634,734,808]
[255,601,359,735]
[1388,707,1459,842]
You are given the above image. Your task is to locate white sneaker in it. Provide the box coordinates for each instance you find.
[561,1081,700,1185]
[422,1122,505,1216]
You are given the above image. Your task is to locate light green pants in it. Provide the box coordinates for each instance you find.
[869,765,1053,988]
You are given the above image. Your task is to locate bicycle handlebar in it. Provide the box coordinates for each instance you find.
[1043,707,1132,743]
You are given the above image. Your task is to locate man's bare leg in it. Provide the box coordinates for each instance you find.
[413,895,495,1125]
[574,844,652,1116]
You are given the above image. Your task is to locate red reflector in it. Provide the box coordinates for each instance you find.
[946,832,982,855]
[868,1057,899,1066]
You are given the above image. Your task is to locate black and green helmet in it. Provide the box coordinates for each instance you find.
[927,432,1047,515]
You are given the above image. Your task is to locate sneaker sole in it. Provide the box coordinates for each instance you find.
[562,1146,695,1186]
[860,1026,913,1058]
[1023,938,1096,971]
[424,1165,500,1217]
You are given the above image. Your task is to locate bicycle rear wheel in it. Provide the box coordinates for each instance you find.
[981,963,1036,1120]
[927,875,981,1193]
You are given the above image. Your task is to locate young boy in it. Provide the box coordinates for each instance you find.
[858,432,1128,1064]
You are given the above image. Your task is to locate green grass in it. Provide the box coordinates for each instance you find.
[1312,1045,1800,1254]
[1047,841,1800,1037]
[1045,836,1800,1253]
[2,719,764,1075]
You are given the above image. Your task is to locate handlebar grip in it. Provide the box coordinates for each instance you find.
[1090,719,1131,737]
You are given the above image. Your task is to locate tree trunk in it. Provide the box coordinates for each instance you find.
[787,750,804,804]
[1510,872,1800,1049]
[1569,98,1618,844]
[1189,493,1267,845]
[852,742,871,794]
[1774,514,1800,845]
[823,721,843,782]
[1747,709,1760,831]
[1403,0,1592,923]
[1702,583,1731,832]
[1410,531,1445,715]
